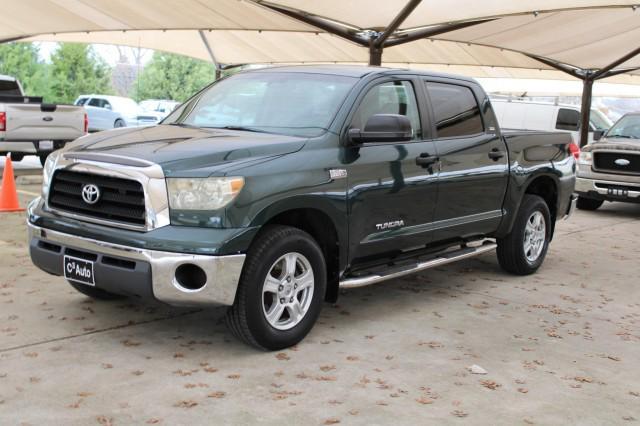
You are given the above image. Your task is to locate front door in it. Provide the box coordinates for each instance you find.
[345,79,439,266]
[424,81,509,243]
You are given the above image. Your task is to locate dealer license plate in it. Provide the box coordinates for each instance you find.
[63,255,95,286]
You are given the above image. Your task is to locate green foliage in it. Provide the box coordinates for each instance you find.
[0,43,51,98]
[49,43,113,104]
[133,52,215,102]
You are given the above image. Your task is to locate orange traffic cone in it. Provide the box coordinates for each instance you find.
[0,154,25,212]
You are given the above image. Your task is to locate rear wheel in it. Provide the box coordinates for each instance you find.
[67,281,126,300]
[225,225,326,350]
[576,196,604,211]
[497,194,551,275]
[8,153,24,162]
[38,153,49,167]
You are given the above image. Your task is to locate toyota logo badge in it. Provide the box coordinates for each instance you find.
[81,184,101,205]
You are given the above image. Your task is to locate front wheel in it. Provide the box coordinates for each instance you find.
[225,225,326,350]
[576,197,603,211]
[497,194,551,275]
[114,119,126,128]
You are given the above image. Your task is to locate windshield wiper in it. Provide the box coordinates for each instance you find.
[167,122,198,128]
[610,134,636,139]
[210,125,270,134]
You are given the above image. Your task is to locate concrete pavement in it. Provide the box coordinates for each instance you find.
[0,182,638,425]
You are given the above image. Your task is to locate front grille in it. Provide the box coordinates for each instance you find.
[593,152,640,175]
[49,170,146,226]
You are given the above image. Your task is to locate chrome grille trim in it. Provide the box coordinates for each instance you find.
[44,153,170,232]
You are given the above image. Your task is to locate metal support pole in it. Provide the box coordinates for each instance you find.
[369,43,383,66]
[579,76,594,148]
[199,30,222,80]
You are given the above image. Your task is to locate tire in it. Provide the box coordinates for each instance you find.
[38,153,49,167]
[9,153,24,162]
[497,194,551,276]
[225,225,326,350]
[114,119,126,128]
[68,281,126,300]
[576,196,604,211]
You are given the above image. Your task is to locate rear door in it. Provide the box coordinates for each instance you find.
[86,97,108,130]
[345,77,439,265]
[424,80,509,242]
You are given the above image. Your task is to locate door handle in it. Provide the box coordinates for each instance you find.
[488,149,505,161]
[416,153,439,167]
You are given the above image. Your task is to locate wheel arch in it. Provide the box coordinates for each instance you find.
[249,200,346,303]
[497,170,561,239]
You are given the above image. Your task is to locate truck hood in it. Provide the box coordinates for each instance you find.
[583,138,640,153]
[63,125,307,176]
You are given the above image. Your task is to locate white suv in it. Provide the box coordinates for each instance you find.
[75,95,141,132]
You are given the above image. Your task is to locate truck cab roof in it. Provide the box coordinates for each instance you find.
[247,64,478,84]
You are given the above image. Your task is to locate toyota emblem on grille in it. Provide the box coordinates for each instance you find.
[81,184,101,205]
[614,158,631,166]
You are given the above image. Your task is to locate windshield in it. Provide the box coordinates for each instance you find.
[590,109,612,131]
[606,115,640,139]
[164,72,357,137]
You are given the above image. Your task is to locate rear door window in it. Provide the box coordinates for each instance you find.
[556,108,580,131]
[426,82,484,138]
[0,80,22,96]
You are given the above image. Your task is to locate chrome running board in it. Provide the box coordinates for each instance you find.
[339,240,497,289]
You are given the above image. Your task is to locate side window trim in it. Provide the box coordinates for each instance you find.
[424,79,486,140]
[346,78,423,143]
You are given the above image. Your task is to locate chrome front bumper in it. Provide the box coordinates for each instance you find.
[28,222,245,307]
[575,177,640,200]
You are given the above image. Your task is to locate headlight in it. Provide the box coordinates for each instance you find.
[578,151,592,166]
[167,177,245,210]
[42,151,61,198]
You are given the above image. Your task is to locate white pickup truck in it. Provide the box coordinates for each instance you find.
[0,75,87,165]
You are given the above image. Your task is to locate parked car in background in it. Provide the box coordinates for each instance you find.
[575,112,640,210]
[75,95,141,131]
[138,99,180,124]
[491,98,612,145]
[0,75,87,165]
[29,66,576,350]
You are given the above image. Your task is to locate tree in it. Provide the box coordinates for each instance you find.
[133,52,215,102]
[49,43,113,104]
[0,43,50,98]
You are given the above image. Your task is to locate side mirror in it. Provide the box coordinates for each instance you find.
[349,114,412,144]
[593,129,606,141]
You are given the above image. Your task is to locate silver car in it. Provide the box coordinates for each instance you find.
[74,95,141,132]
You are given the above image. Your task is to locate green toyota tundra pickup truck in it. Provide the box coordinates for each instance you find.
[28,66,577,350]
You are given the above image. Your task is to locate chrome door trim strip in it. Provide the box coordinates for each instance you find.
[361,210,503,244]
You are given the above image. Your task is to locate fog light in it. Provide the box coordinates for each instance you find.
[174,263,207,291]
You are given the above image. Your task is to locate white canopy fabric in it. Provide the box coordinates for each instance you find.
[7,0,640,81]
